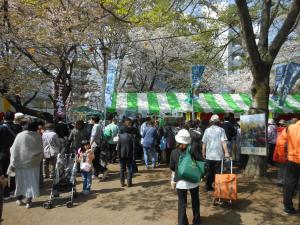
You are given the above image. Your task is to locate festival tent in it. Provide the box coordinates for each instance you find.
[0,97,15,112]
[70,106,104,120]
[106,93,300,115]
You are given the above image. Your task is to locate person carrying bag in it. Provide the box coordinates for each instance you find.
[178,146,205,183]
[170,129,202,225]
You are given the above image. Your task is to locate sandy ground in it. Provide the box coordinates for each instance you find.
[2,163,300,225]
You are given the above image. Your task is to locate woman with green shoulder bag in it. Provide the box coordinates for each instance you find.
[170,129,203,225]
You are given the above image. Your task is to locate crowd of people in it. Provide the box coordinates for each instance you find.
[0,111,299,225]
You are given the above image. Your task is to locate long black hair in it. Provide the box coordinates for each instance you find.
[79,140,90,153]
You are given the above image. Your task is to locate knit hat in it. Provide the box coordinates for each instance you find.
[175,129,191,145]
[278,120,285,125]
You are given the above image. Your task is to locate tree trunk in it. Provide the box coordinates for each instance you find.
[99,52,109,112]
[244,66,271,178]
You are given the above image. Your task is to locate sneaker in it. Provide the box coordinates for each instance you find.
[103,170,108,179]
[16,200,23,206]
[3,196,10,201]
[83,190,90,195]
[25,203,32,209]
[284,207,297,215]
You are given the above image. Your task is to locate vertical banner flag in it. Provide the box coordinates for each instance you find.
[105,59,118,108]
[191,65,205,88]
[187,65,205,105]
[274,64,287,94]
[278,62,300,106]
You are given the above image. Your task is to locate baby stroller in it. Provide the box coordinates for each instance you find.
[43,153,77,209]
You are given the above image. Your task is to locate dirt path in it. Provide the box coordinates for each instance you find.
[2,163,300,225]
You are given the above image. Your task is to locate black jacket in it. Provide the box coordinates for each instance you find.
[55,122,69,138]
[118,128,136,160]
[169,147,202,182]
[189,128,202,157]
[0,122,23,159]
[221,121,237,142]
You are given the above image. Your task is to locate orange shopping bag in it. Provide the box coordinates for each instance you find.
[213,159,237,202]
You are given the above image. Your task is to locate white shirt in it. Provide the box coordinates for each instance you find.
[42,130,61,158]
[171,172,198,190]
[90,124,102,147]
[140,122,147,145]
[202,125,227,161]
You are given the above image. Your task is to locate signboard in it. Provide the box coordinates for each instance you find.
[105,59,118,108]
[191,65,205,88]
[240,114,267,156]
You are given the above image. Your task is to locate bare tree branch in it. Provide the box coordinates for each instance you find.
[235,0,262,72]
[268,0,300,62]
[14,45,55,78]
[100,3,132,24]
[258,0,271,55]
[270,0,281,25]
[23,91,38,107]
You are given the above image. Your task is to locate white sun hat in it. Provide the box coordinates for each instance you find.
[175,129,191,145]
[14,112,25,120]
[210,114,220,122]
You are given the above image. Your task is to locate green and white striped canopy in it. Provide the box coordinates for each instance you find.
[106,93,300,114]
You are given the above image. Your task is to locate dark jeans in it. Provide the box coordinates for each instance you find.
[92,146,108,176]
[120,158,133,186]
[81,171,92,191]
[108,144,117,163]
[268,143,276,166]
[239,154,249,170]
[283,161,300,210]
[206,160,221,190]
[165,148,172,164]
[0,158,10,198]
[0,185,3,222]
[177,186,201,225]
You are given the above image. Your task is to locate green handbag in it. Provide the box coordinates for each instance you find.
[178,146,206,183]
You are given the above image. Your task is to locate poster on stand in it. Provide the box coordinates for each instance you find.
[240,114,267,156]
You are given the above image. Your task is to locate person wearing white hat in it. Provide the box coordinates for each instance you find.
[170,129,201,225]
[202,114,230,192]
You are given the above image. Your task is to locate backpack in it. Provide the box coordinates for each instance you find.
[103,126,112,139]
